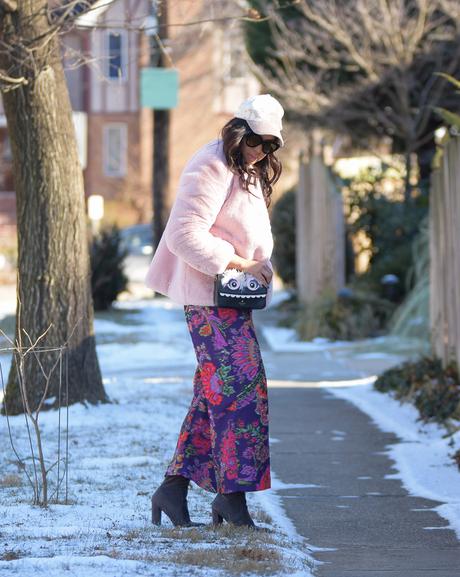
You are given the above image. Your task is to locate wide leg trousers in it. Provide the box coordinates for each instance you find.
[165,305,271,493]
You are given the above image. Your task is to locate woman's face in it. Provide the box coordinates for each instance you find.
[241,133,277,166]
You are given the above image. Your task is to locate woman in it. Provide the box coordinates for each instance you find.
[146,94,284,528]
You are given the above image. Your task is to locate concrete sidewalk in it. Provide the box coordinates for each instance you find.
[255,310,460,577]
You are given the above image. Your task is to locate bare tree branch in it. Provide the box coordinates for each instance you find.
[250,0,460,158]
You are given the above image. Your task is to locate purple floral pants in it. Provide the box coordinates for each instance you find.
[165,305,270,493]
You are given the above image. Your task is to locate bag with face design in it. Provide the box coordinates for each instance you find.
[214,269,267,309]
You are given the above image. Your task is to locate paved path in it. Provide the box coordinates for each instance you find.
[254,309,460,577]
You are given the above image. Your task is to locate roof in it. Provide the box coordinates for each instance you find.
[74,0,117,28]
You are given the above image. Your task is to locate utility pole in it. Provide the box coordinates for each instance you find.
[152,0,171,250]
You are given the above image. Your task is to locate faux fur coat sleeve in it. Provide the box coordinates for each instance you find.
[164,151,236,277]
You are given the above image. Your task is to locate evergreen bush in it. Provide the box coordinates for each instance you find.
[90,225,128,311]
[374,356,460,423]
[344,166,428,301]
[295,288,395,341]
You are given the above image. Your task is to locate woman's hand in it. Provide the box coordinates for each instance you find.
[225,256,273,287]
[245,259,273,287]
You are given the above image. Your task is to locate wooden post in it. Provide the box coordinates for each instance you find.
[296,150,310,303]
[296,133,345,305]
[429,137,460,368]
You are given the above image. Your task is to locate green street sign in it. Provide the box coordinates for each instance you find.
[140,68,179,109]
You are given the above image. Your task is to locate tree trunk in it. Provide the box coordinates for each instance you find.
[0,0,107,415]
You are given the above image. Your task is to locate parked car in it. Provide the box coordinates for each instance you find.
[119,224,153,284]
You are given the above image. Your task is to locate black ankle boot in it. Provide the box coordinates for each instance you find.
[211,491,256,528]
[151,474,204,527]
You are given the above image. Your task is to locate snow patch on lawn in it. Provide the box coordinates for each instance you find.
[0,297,315,576]
[261,325,426,362]
[262,327,347,353]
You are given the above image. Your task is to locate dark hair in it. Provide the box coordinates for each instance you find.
[220,118,282,207]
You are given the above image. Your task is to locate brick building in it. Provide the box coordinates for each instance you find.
[0,0,296,260]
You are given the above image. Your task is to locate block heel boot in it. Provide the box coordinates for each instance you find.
[211,491,256,528]
[151,474,204,527]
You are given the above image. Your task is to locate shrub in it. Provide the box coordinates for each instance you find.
[387,216,429,339]
[295,288,396,341]
[271,188,295,286]
[374,356,440,396]
[344,166,428,300]
[374,356,460,423]
[90,226,128,311]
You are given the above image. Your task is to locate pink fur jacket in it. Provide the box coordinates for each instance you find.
[145,138,274,306]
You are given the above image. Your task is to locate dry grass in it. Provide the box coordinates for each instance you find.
[211,523,277,541]
[159,526,211,543]
[1,550,23,561]
[102,523,292,575]
[106,543,283,575]
[42,534,75,542]
[0,474,22,488]
[252,509,273,524]
[173,545,283,575]
[122,529,143,542]
[159,524,277,545]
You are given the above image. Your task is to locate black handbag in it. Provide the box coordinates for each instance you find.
[214,269,267,309]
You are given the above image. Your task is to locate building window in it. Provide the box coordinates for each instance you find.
[222,27,248,81]
[103,123,127,177]
[106,31,126,80]
[213,26,260,114]
[227,40,247,80]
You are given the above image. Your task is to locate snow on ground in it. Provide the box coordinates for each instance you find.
[261,324,428,360]
[2,286,458,575]
[0,286,16,321]
[263,327,348,353]
[0,295,315,577]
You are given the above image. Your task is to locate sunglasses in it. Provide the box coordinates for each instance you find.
[244,132,280,155]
